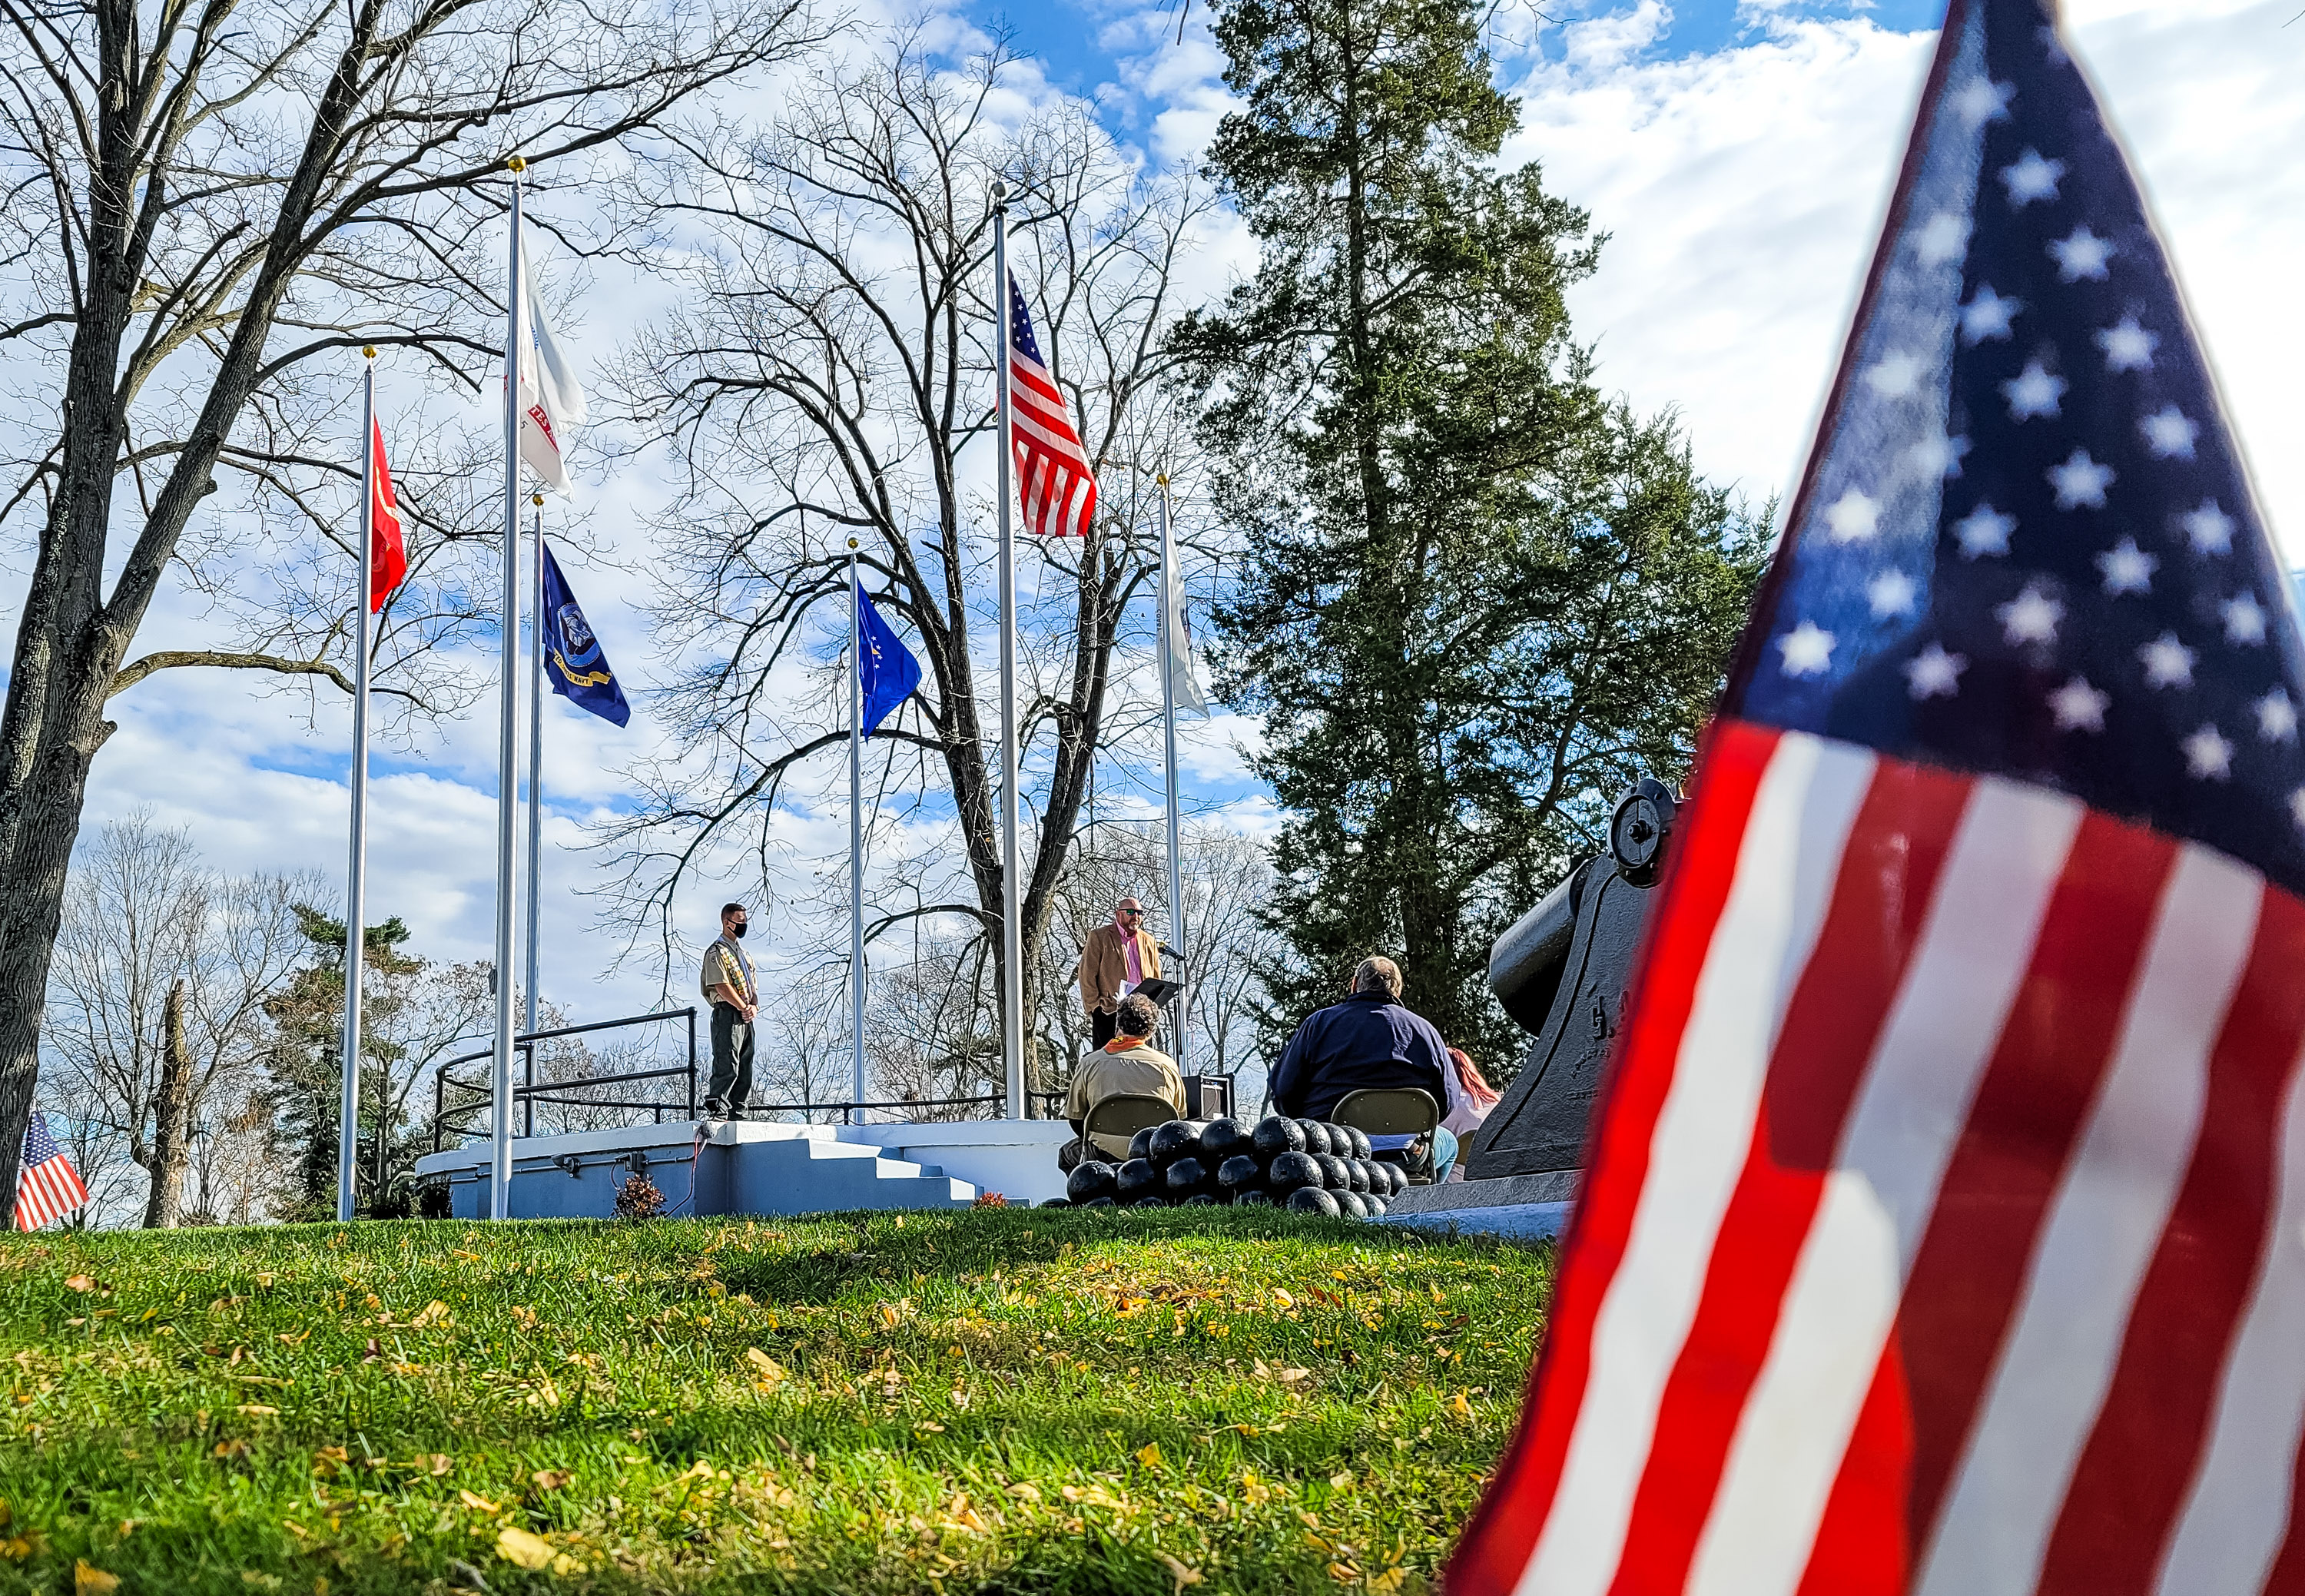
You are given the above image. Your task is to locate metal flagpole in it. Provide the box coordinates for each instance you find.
[525,493,544,1039]
[848,538,867,1109]
[490,158,528,1219]
[992,184,1024,1121]
[1157,475,1188,1075]
[337,350,378,1223]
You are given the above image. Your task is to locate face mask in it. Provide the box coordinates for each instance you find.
[731,922,748,938]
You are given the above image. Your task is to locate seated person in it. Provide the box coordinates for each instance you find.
[1061,994,1183,1169]
[1269,955,1459,1182]
[1438,1047,1500,1182]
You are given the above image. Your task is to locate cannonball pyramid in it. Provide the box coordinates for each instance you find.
[1050,1115,1411,1216]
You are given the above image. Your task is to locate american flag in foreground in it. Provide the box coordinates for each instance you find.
[1448,2,2305,1592]
[14,1113,88,1233]
[1006,272,1097,538]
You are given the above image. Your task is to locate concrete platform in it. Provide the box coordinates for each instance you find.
[413,1118,1074,1220]
[1376,1170,1579,1242]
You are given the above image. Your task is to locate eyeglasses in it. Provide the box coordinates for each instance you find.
[1118,908,1143,917]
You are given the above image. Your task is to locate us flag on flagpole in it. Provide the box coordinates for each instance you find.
[14,1112,88,1233]
[1006,273,1097,538]
[1448,2,2305,1594]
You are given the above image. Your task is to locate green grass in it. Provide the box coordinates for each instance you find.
[0,1209,1551,1594]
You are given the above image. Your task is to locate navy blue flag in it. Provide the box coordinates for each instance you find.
[857,578,920,736]
[541,539,630,728]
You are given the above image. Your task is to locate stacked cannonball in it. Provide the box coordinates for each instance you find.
[1050,1116,1409,1218]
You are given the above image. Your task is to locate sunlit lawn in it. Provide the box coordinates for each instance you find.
[0,1208,1551,1594]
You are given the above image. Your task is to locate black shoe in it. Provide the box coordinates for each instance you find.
[724,1103,748,1121]
[703,1099,728,1120]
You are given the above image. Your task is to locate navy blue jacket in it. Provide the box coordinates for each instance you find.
[1269,990,1449,1121]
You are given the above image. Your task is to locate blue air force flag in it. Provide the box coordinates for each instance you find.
[541,539,630,727]
[857,579,920,737]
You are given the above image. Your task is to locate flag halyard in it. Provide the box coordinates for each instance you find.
[1449,2,2305,1593]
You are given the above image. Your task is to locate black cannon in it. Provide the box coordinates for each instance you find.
[1464,777,1679,1183]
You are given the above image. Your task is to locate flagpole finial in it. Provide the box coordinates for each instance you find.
[361,344,376,361]
[507,154,527,174]
[990,179,1008,210]
[1156,473,1169,488]
[532,493,544,507]
[847,537,860,551]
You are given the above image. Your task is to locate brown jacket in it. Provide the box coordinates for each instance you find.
[1067,1040,1184,1156]
[1076,921,1162,1016]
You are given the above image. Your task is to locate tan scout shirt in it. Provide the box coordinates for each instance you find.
[1067,1041,1184,1157]
[700,936,757,1007]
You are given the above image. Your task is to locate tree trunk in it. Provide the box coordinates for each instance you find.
[144,977,192,1229]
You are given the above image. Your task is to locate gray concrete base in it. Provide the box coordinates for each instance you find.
[1385,1169,1580,1213]
[1375,1170,1580,1243]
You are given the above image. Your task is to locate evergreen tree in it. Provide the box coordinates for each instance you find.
[262,908,416,1219]
[1180,0,1766,1068]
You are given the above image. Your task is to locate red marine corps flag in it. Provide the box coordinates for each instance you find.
[367,413,406,610]
[1449,2,2305,1593]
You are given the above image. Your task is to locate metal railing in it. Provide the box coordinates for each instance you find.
[431,1007,699,1153]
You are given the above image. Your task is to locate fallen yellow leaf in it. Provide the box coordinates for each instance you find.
[234,1404,279,1416]
[1006,1482,1041,1501]
[745,1347,785,1385]
[74,1562,120,1594]
[1272,1289,1294,1307]
[458,1489,499,1512]
[1368,1567,1408,1593]
[63,1276,95,1293]
[1136,1442,1163,1470]
[1448,1391,1474,1423]
[531,1469,571,1491]
[1158,1553,1203,1594]
[496,1525,555,1570]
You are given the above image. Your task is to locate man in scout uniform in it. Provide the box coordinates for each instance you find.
[701,902,758,1120]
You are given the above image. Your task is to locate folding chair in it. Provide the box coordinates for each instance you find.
[1332,1087,1441,1184]
[1071,1093,1179,1167]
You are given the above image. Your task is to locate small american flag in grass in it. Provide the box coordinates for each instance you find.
[15,1111,87,1232]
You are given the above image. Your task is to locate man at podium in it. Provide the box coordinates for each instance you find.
[1076,895,1162,1050]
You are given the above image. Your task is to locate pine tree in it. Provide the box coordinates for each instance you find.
[263,908,416,1218]
[1181,0,1766,1069]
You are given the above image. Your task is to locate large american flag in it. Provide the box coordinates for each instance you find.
[1449,2,2305,1593]
[14,1112,88,1233]
[1006,272,1097,539]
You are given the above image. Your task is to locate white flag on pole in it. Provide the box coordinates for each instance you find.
[516,257,586,494]
[1165,570,1209,716]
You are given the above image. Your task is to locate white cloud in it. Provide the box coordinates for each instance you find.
[1501,3,2305,554]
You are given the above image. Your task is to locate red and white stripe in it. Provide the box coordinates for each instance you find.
[15,1152,88,1233]
[1448,718,2305,1596]
[1010,338,1096,539]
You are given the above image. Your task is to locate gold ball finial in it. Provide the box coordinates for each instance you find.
[361,343,376,360]
[847,537,860,551]
[1156,473,1169,488]
[532,493,545,506]
[507,154,527,173]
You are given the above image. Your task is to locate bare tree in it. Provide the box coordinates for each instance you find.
[1041,820,1285,1103]
[42,815,313,1225]
[0,0,819,1211]
[599,26,1212,1101]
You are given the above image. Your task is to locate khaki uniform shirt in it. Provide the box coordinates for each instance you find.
[1067,1041,1184,1157]
[700,936,757,1007]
